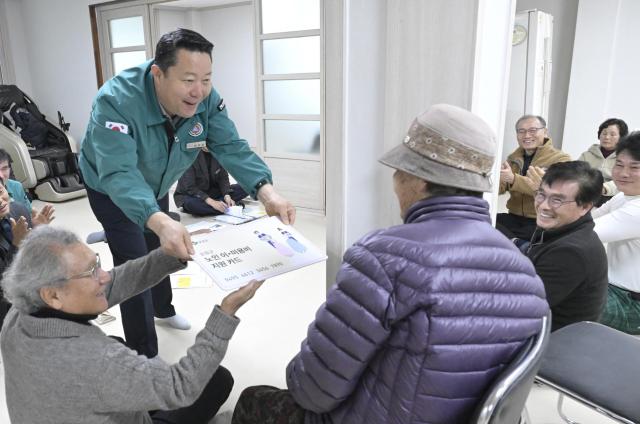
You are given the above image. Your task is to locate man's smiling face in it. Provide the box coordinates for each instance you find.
[516,117,547,155]
[152,49,213,118]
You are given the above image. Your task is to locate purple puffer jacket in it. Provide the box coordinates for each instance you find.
[287,196,549,424]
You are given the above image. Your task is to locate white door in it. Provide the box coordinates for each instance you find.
[255,0,324,212]
[97,4,153,81]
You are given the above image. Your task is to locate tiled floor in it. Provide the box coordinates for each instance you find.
[0,194,615,423]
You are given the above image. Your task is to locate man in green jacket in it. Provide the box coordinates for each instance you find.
[80,28,294,357]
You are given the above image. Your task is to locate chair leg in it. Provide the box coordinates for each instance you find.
[557,394,580,424]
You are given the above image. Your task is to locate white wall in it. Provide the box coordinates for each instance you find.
[378,0,480,230]
[562,0,640,160]
[472,0,517,218]
[341,0,388,246]
[327,0,513,271]
[195,4,257,147]
[606,2,640,131]
[3,0,102,146]
[515,0,578,147]
[155,8,189,37]
[2,0,35,94]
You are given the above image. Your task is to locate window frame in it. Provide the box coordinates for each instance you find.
[94,3,154,83]
[254,1,322,162]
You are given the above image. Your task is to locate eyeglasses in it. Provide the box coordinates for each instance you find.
[534,191,576,209]
[516,127,545,136]
[68,253,101,280]
[66,253,101,281]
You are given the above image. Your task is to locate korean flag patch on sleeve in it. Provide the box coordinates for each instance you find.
[105,121,129,134]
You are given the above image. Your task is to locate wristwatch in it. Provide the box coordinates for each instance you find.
[254,178,270,193]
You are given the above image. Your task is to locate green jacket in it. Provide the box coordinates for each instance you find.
[6,179,31,211]
[80,60,271,228]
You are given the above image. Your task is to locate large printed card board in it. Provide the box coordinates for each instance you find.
[191,216,327,290]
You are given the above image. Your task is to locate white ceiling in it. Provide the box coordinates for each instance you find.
[160,0,246,9]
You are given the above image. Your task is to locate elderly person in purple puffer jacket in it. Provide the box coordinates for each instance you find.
[232,104,549,424]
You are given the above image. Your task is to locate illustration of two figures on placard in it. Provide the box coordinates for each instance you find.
[254,227,307,257]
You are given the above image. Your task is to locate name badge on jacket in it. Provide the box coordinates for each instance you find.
[186,141,206,149]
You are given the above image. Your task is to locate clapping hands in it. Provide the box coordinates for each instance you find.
[9,216,29,247]
[500,161,515,184]
[524,166,546,192]
[32,204,55,227]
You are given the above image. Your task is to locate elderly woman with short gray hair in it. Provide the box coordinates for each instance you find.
[1,225,262,424]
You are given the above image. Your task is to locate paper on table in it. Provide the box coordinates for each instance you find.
[185,221,226,234]
[242,205,267,219]
[225,205,244,217]
[213,214,255,225]
[170,260,215,289]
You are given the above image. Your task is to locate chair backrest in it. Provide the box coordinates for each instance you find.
[471,312,551,424]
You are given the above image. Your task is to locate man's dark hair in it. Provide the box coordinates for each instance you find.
[0,148,11,164]
[541,161,603,206]
[426,180,483,199]
[598,118,628,139]
[615,131,640,161]
[154,28,214,72]
[515,115,547,130]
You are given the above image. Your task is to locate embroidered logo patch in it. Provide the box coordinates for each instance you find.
[105,121,128,134]
[188,122,204,137]
[217,98,225,111]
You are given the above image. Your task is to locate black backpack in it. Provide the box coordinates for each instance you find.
[2,102,48,149]
[0,85,65,150]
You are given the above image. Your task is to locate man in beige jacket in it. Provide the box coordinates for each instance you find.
[497,115,571,242]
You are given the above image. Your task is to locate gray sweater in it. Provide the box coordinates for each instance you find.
[1,248,239,423]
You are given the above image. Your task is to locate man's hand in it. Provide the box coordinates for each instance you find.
[32,204,55,227]
[500,161,515,184]
[223,194,235,208]
[205,198,227,213]
[525,166,546,191]
[10,216,29,247]
[146,212,193,260]
[257,184,296,225]
[220,280,263,316]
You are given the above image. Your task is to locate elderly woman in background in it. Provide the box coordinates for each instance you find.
[0,226,262,424]
[579,118,628,205]
[232,104,549,424]
[593,132,640,334]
